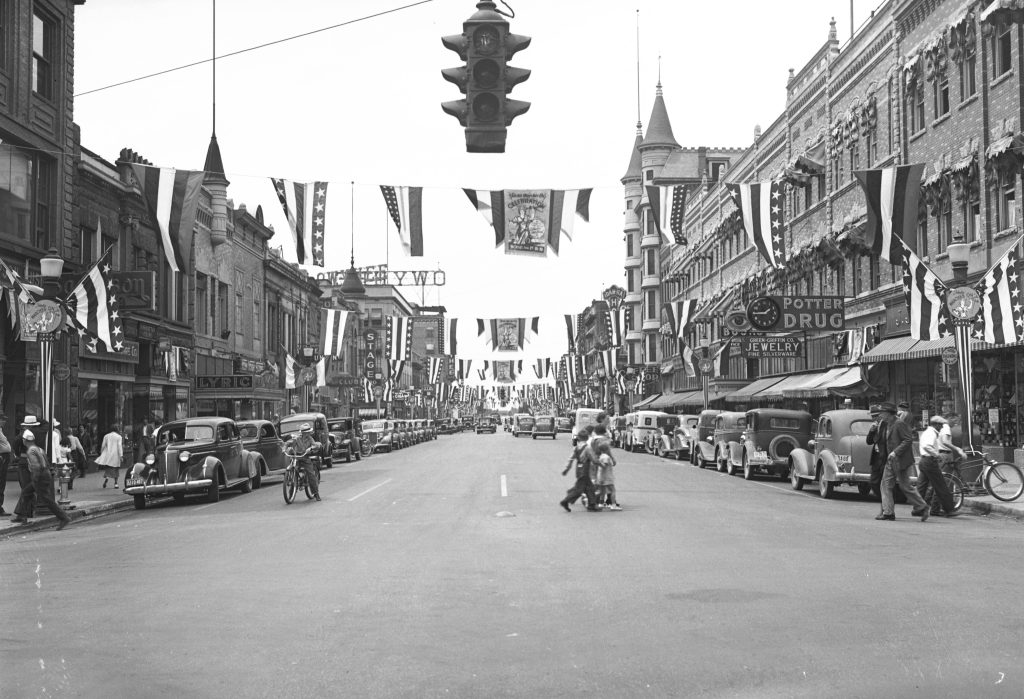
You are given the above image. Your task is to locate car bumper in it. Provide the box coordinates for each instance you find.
[831,471,871,483]
[124,479,214,496]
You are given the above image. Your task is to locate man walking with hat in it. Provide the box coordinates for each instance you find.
[876,402,931,521]
[916,415,960,517]
[11,426,70,529]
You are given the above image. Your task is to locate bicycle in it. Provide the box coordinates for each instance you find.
[941,450,1024,512]
[282,445,320,504]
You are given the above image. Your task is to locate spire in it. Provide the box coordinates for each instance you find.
[203,134,228,186]
[621,129,643,182]
[640,80,679,150]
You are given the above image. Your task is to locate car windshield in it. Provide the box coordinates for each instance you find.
[329,421,353,432]
[768,417,803,430]
[536,418,554,426]
[577,412,601,428]
[237,425,259,439]
[364,420,387,430]
[658,417,681,429]
[159,424,213,444]
[684,418,699,429]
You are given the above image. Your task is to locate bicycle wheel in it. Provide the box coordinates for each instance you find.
[283,470,297,504]
[985,461,1024,502]
[944,473,964,512]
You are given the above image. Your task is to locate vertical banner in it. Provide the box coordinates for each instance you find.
[953,323,974,452]
[40,338,53,454]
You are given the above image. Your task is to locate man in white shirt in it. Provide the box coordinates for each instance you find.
[916,415,959,517]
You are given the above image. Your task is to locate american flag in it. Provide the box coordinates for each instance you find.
[131,165,205,273]
[270,178,327,267]
[457,359,472,380]
[899,240,950,340]
[646,184,687,245]
[616,370,627,395]
[711,339,732,378]
[727,180,786,269]
[678,341,697,379]
[664,300,696,340]
[973,239,1024,343]
[386,315,413,360]
[379,185,424,256]
[320,308,349,357]
[69,246,124,353]
[389,359,406,383]
[441,318,458,356]
[428,357,445,384]
[533,358,552,379]
[564,314,578,353]
[600,348,617,376]
[315,357,328,387]
[607,306,629,347]
[854,164,925,263]
[362,377,374,402]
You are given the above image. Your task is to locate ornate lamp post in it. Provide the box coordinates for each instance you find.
[946,234,979,452]
[37,248,74,507]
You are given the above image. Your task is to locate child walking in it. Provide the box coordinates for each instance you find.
[559,426,599,512]
[590,424,620,510]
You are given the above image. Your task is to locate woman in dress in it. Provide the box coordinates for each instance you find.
[95,423,124,488]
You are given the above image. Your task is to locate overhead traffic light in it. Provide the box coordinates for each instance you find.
[441,1,531,153]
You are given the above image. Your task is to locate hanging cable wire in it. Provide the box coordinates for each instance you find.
[75,0,436,97]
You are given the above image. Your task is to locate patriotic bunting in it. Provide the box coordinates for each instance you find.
[726,180,786,269]
[315,357,328,387]
[664,300,696,341]
[284,354,299,389]
[678,341,697,379]
[600,348,617,376]
[320,308,349,357]
[463,188,592,257]
[68,246,124,353]
[616,370,627,395]
[854,164,925,263]
[379,185,424,256]
[973,239,1024,344]
[607,306,629,347]
[564,314,578,353]
[711,339,732,378]
[898,240,950,340]
[270,178,328,267]
[441,318,458,356]
[428,357,445,384]
[386,315,413,360]
[362,377,374,402]
[131,165,205,273]
[645,184,687,245]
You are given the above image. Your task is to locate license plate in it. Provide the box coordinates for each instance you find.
[835,455,851,464]
[752,451,769,462]
[125,477,146,488]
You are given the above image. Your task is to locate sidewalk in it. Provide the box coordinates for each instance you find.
[1,466,138,537]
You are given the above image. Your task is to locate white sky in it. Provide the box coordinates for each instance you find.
[72,0,878,318]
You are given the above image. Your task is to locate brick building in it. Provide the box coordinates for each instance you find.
[626,1,1024,461]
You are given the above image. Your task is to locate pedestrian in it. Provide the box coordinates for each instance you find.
[591,424,620,510]
[10,429,70,529]
[136,421,156,462]
[0,412,11,516]
[916,415,961,518]
[95,423,124,488]
[12,416,43,515]
[65,425,87,480]
[866,404,889,507]
[77,423,93,457]
[875,402,931,521]
[559,425,599,512]
[51,420,73,490]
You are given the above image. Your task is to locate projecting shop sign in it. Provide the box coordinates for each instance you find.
[746,296,845,332]
[740,337,804,359]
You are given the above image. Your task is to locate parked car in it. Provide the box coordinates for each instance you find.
[423,419,437,440]
[648,415,690,459]
[711,412,747,473]
[724,408,813,480]
[617,413,639,451]
[625,410,667,453]
[786,409,911,498]
[476,417,497,434]
[327,417,363,463]
[556,416,573,434]
[503,416,513,432]
[124,417,257,509]
[512,413,535,437]
[571,408,604,446]
[236,419,289,488]
[675,414,700,462]
[692,409,724,468]
[436,419,455,435]
[460,417,475,432]
[278,412,332,470]
[532,415,557,439]
[363,419,397,453]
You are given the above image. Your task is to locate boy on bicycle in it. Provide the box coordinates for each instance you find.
[287,423,321,502]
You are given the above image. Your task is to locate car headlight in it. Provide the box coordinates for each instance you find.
[179,450,191,462]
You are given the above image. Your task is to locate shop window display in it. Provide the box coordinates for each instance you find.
[972,351,1018,449]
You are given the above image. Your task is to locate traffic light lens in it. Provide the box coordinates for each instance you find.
[472,93,500,121]
[473,26,499,55]
[473,59,499,88]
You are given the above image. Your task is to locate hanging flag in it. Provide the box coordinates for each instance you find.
[379,185,424,256]
[270,178,328,267]
[463,188,592,257]
[607,306,629,347]
[457,359,472,380]
[284,354,299,389]
[320,308,349,357]
[832,332,849,362]
[564,314,578,353]
[678,341,697,379]
[854,163,925,263]
[478,360,490,381]
[389,359,406,383]
[726,180,786,269]
[664,300,697,340]
[386,315,413,360]
[861,324,880,356]
[711,339,732,378]
[973,239,1024,344]
[0,255,34,316]
[616,371,627,395]
[898,240,950,340]
[132,165,205,273]
[645,184,687,245]
[382,379,394,403]
[441,318,458,356]
[600,348,617,376]
[362,377,373,402]
[316,357,328,387]
[67,246,124,352]
[532,357,552,380]
[478,317,539,351]
[428,356,445,384]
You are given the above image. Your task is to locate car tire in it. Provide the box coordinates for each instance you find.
[253,470,262,490]
[239,474,253,494]
[742,453,753,480]
[790,465,804,490]
[133,495,146,510]
[768,434,801,463]
[346,451,352,463]
[207,482,220,504]
[818,466,835,499]
[716,450,726,472]
[726,454,737,476]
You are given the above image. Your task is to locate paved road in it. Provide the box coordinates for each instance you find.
[2,431,1022,698]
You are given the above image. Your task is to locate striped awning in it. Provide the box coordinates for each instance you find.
[751,372,833,402]
[633,394,661,409]
[859,336,920,363]
[784,366,866,399]
[723,376,788,404]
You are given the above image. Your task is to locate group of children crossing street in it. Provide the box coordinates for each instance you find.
[559,413,621,513]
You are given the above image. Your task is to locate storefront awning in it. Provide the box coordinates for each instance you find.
[981,0,1024,25]
[633,394,661,409]
[669,390,707,407]
[859,336,920,363]
[750,372,830,402]
[646,393,677,410]
[784,366,867,399]
[723,376,788,404]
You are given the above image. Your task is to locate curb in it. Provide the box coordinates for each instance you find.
[0,498,136,539]
[962,498,1024,521]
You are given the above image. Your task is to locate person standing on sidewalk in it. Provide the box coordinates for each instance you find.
[0,413,11,516]
[876,402,930,522]
[96,423,124,488]
[866,405,890,510]
[10,430,70,529]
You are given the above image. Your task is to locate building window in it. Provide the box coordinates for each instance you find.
[963,197,980,243]
[253,287,262,342]
[852,256,863,296]
[235,290,244,342]
[646,333,658,364]
[626,269,635,293]
[710,161,726,181]
[196,274,208,336]
[868,255,881,291]
[33,157,52,249]
[887,77,894,153]
[645,170,653,181]
[998,173,1016,231]
[917,217,929,259]
[626,233,634,258]
[218,281,229,336]
[960,51,977,100]
[910,81,925,133]
[79,225,96,266]
[864,131,876,167]
[849,145,859,175]
[645,249,656,275]
[645,289,656,320]
[937,197,953,250]
[832,152,843,189]
[32,10,54,100]
[934,73,950,118]
[994,24,1012,78]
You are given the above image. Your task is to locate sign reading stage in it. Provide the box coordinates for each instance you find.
[746,296,845,332]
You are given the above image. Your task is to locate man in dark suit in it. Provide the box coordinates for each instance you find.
[866,404,889,508]
[877,402,930,521]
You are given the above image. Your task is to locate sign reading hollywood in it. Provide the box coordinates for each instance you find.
[741,337,804,359]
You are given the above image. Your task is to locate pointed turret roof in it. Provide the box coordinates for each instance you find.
[203,134,229,185]
[621,123,644,182]
[640,81,679,150]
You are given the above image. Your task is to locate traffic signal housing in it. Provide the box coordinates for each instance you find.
[441,1,530,153]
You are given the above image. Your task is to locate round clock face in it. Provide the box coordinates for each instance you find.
[746,296,781,331]
[947,286,982,321]
[25,299,64,334]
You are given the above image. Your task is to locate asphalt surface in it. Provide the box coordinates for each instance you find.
[2,431,1023,698]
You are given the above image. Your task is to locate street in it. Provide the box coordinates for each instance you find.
[2,432,1023,698]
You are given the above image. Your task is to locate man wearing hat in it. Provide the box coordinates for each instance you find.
[0,412,11,516]
[286,423,321,501]
[865,404,890,506]
[877,402,931,521]
[916,415,959,517]
[10,426,70,529]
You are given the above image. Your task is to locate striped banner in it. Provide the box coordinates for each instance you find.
[855,164,925,263]
[320,309,349,357]
[953,322,974,453]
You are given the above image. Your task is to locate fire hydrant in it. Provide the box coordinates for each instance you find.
[57,462,74,508]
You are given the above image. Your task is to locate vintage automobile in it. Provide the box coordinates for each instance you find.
[327,417,363,462]
[616,413,639,451]
[648,414,696,460]
[436,418,455,435]
[673,414,701,462]
[512,413,535,437]
[725,408,813,480]
[711,411,747,473]
[556,416,573,434]
[278,412,331,469]
[691,409,724,467]
[788,409,894,498]
[571,408,604,446]
[124,417,258,509]
[423,419,437,440]
[363,419,397,453]
[476,416,498,434]
[532,415,557,439]
[625,410,667,453]
[236,419,289,488]
[459,417,475,432]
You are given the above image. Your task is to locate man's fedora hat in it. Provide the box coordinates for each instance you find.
[877,402,898,414]
[20,415,41,427]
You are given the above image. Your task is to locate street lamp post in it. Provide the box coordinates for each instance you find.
[38,248,72,507]
[946,235,979,452]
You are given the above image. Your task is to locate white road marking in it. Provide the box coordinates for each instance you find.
[500,474,508,497]
[347,478,393,502]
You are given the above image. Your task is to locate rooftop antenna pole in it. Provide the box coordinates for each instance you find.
[635,9,641,131]
[350,181,356,268]
[212,0,216,136]
[850,0,854,40]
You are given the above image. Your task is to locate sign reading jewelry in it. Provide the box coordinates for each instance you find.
[746,296,846,332]
[740,337,804,359]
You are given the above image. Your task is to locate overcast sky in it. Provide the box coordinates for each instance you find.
[72,0,878,317]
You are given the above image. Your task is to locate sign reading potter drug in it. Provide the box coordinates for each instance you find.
[747,296,845,332]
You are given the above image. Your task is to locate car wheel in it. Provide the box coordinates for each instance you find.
[253,465,263,490]
[716,450,726,472]
[346,451,352,463]
[207,482,221,503]
[818,467,835,499]
[790,465,804,490]
[239,474,253,494]
[742,453,753,480]
[726,455,737,476]
[133,495,146,510]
